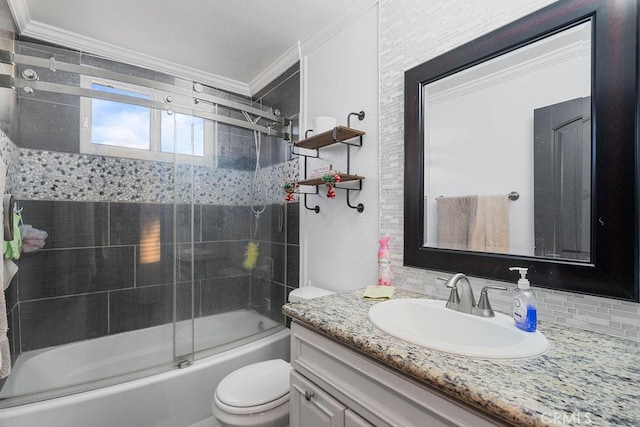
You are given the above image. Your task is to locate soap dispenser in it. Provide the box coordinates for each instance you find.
[509,267,537,332]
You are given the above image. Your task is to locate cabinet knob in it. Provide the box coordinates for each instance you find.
[304,390,314,401]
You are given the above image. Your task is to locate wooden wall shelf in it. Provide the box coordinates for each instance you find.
[295,126,366,150]
[291,112,367,213]
[297,173,365,187]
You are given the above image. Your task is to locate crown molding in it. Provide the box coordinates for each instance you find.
[20,21,251,96]
[7,0,378,96]
[251,0,378,94]
[299,0,378,57]
[9,8,251,96]
[6,0,29,33]
[249,42,300,95]
[427,25,590,105]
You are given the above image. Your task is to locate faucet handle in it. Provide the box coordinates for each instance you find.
[475,285,507,317]
[439,276,453,287]
[443,277,460,307]
[443,276,457,289]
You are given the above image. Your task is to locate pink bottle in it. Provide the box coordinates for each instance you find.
[378,236,393,286]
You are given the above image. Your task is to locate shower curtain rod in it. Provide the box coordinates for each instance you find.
[0,48,289,139]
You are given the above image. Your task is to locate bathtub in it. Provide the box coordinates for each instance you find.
[0,310,290,427]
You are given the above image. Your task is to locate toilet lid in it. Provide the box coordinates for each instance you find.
[216,359,291,409]
[288,286,335,302]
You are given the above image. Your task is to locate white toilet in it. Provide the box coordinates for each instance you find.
[211,286,335,427]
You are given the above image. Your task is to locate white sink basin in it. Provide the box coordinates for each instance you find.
[368,298,549,359]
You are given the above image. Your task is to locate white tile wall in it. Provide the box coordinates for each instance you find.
[378,0,640,340]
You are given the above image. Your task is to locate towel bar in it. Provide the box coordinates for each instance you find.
[435,191,520,201]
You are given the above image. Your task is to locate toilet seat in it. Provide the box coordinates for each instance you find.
[288,286,335,303]
[214,359,291,415]
[214,391,289,415]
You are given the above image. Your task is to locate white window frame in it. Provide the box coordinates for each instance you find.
[80,75,214,166]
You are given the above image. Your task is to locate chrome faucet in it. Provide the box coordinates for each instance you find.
[444,273,506,317]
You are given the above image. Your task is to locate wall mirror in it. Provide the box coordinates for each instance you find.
[404,0,638,301]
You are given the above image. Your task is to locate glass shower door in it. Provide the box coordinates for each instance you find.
[0,38,291,407]
[0,42,192,406]
[170,108,199,365]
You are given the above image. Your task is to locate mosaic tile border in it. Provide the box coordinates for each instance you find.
[0,129,19,193]
[9,145,297,206]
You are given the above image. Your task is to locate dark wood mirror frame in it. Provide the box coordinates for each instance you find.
[404,0,638,301]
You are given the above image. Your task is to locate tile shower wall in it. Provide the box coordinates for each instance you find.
[4,196,297,356]
[11,199,252,352]
[250,63,301,323]
[379,0,640,340]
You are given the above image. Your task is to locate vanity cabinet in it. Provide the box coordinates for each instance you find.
[289,322,508,427]
[290,370,348,427]
[345,410,373,427]
[291,370,375,427]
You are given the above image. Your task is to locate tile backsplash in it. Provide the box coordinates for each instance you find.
[397,272,640,340]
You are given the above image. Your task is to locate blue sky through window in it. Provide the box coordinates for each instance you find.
[161,112,205,156]
[91,83,151,150]
[90,82,206,157]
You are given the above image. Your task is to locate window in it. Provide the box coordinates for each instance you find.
[80,77,213,164]
[161,111,205,156]
[90,83,152,150]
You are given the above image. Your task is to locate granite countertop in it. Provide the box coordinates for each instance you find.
[282,289,640,427]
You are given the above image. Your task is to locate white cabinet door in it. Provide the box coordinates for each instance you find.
[345,410,374,427]
[290,371,346,427]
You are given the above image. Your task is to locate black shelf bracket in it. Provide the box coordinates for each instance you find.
[304,192,320,213]
[346,190,364,213]
[290,130,320,159]
[336,180,364,213]
[347,111,365,128]
[290,144,319,159]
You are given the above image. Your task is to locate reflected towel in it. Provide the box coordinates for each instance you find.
[470,195,509,253]
[436,195,478,250]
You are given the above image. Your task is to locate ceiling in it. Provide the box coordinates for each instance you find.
[7,0,376,95]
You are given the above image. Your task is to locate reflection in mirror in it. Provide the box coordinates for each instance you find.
[423,21,592,262]
[405,0,638,300]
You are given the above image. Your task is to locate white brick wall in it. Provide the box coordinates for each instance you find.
[378,0,640,340]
